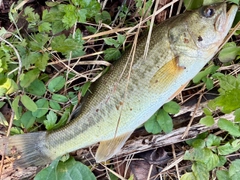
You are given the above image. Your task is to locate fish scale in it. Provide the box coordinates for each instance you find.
[0,2,238,167]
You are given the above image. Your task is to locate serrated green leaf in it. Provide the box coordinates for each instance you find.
[32,99,49,118]
[20,68,40,88]
[117,34,126,45]
[200,116,214,127]
[218,118,240,137]
[52,94,68,103]
[44,111,57,130]
[26,79,46,96]
[35,52,49,71]
[157,109,173,133]
[48,76,66,93]
[192,162,209,180]
[104,48,121,61]
[214,89,240,113]
[104,38,119,47]
[73,0,100,18]
[216,170,231,180]
[218,139,240,155]
[20,111,36,129]
[35,157,96,180]
[29,33,50,51]
[163,101,180,114]
[62,5,78,28]
[95,11,111,23]
[21,95,38,112]
[144,113,162,134]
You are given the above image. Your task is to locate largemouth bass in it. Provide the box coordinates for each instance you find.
[0,3,238,167]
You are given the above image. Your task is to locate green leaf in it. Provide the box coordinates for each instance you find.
[81,81,91,96]
[163,101,180,114]
[50,100,61,110]
[26,79,46,96]
[73,0,101,18]
[53,107,71,129]
[203,108,212,116]
[104,38,119,47]
[38,22,52,33]
[205,134,222,147]
[218,139,240,155]
[32,99,49,118]
[117,34,126,45]
[214,89,240,113]
[200,116,214,127]
[157,109,173,133]
[191,139,205,148]
[21,95,38,112]
[48,76,66,93]
[193,65,219,84]
[20,111,36,129]
[20,68,40,88]
[216,170,231,180]
[218,118,240,137]
[184,0,203,10]
[35,157,96,180]
[34,158,59,180]
[52,94,68,103]
[184,148,212,164]
[95,11,111,23]
[229,159,240,178]
[44,111,58,130]
[218,42,240,63]
[62,5,78,28]
[35,52,49,71]
[192,162,209,180]
[144,112,162,134]
[12,96,21,120]
[234,108,240,122]
[180,172,197,180]
[104,48,121,61]
[29,33,50,51]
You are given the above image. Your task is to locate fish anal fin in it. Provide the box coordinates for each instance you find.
[95,132,133,163]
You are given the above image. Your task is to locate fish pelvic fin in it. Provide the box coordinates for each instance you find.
[0,132,51,168]
[95,131,133,163]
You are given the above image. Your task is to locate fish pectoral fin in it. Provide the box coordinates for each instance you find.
[95,132,133,163]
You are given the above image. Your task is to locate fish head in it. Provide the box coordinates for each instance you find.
[187,2,238,50]
[168,2,238,61]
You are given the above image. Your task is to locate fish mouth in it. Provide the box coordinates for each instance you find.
[226,3,238,17]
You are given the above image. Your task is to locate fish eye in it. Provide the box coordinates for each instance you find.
[202,7,215,18]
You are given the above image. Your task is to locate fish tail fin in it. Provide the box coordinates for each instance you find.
[0,132,52,167]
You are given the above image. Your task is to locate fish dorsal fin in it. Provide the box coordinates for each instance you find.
[95,132,133,163]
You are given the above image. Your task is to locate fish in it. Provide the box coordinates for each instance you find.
[0,2,238,167]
